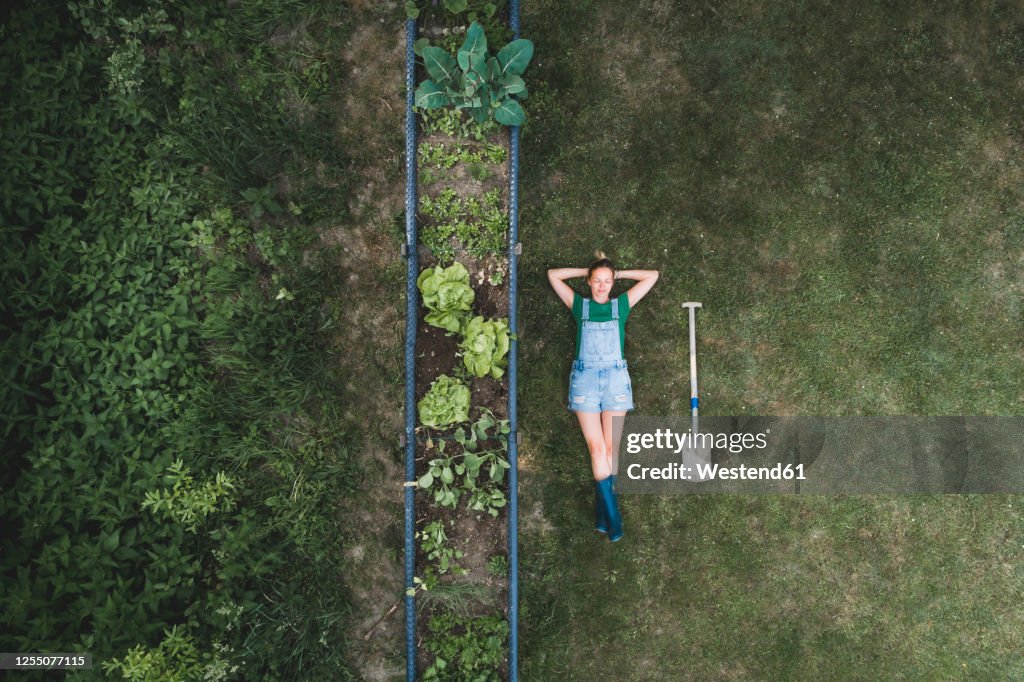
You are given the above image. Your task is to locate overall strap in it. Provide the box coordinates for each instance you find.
[582,298,590,321]
[611,297,619,320]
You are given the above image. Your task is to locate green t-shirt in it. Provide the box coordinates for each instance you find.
[571,292,631,361]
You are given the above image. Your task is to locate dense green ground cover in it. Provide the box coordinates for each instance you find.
[518,1,1024,678]
[0,1,392,678]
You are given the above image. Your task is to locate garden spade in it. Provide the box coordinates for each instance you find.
[682,302,713,481]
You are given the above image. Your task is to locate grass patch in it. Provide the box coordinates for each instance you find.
[518,0,1024,677]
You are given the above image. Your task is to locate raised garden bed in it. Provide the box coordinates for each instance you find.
[405,1,530,679]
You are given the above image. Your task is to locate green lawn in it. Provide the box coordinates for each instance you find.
[517,1,1024,678]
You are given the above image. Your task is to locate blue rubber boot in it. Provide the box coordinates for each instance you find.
[595,476,623,542]
[594,485,608,533]
[611,473,621,538]
[595,474,620,533]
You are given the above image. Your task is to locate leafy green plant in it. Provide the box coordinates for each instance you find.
[101,625,204,681]
[417,262,475,333]
[415,21,533,126]
[419,141,507,169]
[447,361,473,384]
[420,142,464,169]
[466,486,508,517]
[480,143,506,164]
[406,575,432,598]
[422,610,509,682]
[418,439,467,508]
[459,316,511,379]
[418,520,468,575]
[420,188,506,259]
[467,161,492,182]
[241,183,283,218]
[418,410,509,514]
[414,35,453,58]
[406,0,510,41]
[106,39,146,95]
[486,554,508,577]
[455,409,510,516]
[419,166,438,186]
[418,374,472,428]
[417,403,509,509]
[101,624,240,682]
[458,407,509,452]
[417,105,498,141]
[420,187,465,222]
[141,460,238,533]
[407,0,498,22]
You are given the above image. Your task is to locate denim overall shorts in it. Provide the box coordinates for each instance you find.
[567,297,635,413]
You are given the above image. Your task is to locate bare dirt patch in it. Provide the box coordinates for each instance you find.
[326,11,410,681]
[517,471,555,536]
[339,442,407,681]
[748,255,801,294]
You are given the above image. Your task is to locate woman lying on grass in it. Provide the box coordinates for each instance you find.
[547,252,659,542]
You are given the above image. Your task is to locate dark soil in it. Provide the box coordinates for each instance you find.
[415,320,459,394]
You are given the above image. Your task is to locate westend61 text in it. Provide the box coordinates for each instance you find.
[627,462,807,481]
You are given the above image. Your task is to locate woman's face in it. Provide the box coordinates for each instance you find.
[588,267,614,303]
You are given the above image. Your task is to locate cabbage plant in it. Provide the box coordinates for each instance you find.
[459,315,510,378]
[418,374,471,428]
[414,21,533,126]
[417,262,475,333]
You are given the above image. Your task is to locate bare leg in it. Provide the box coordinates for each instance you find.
[601,410,627,477]
[576,412,611,480]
